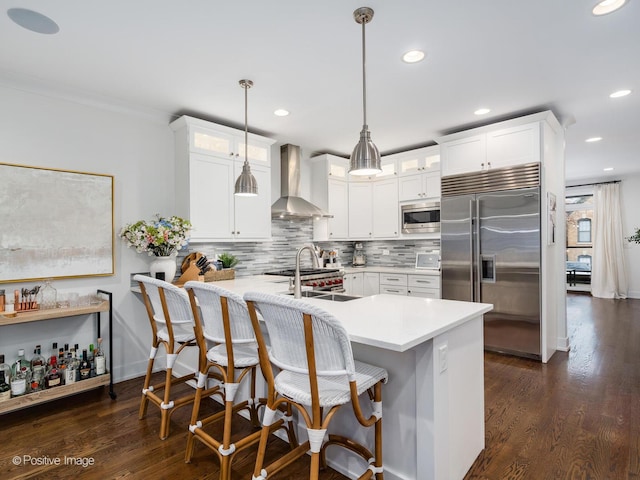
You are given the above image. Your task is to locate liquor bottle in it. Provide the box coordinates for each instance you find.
[30,346,47,391]
[12,349,30,376]
[0,354,11,400]
[0,370,10,402]
[94,338,106,376]
[10,366,30,396]
[79,349,91,380]
[64,352,77,385]
[49,342,58,366]
[45,366,62,388]
[0,354,11,383]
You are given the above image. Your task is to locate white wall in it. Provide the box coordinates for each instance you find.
[620,174,640,298]
[0,83,175,381]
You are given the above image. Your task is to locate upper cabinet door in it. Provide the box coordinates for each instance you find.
[190,126,237,159]
[486,123,540,169]
[233,162,271,239]
[327,179,349,239]
[440,135,486,177]
[397,146,440,176]
[188,154,235,240]
[348,182,373,238]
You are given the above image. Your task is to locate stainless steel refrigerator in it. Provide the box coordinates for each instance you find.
[441,163,542,359]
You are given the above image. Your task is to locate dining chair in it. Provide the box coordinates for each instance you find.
[184,282,298,479]
[244,291,388,480]
[134,274,202,440]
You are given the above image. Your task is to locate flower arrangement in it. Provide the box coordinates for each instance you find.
[627,227,640,244]
[120,215,192,257]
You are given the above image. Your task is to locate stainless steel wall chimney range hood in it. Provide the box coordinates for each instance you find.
[271,144,333,219]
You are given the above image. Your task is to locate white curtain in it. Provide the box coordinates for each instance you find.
[592,183,628,298]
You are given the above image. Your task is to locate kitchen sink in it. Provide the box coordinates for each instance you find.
[282,290,327,298]
[281,291,359,302]
[314,293,359,302]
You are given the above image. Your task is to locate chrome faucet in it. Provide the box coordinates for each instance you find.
[294,245,320,298]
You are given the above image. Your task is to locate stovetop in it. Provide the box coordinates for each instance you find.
[264,268,340,277]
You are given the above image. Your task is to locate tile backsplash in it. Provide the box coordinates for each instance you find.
[178,219,439,277]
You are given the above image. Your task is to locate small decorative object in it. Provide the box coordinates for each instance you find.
[626,227,640,244]
[120,214,192,282]
[217,253,238,269]
[39,279,57,310]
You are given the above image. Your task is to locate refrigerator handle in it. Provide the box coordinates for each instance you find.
[475,198,482,302]
[469,199,475,302]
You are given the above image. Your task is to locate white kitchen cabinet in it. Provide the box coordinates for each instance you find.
[407,274,440,298]
[350,157,398,182]
[486,123,540,170]
[233,162,272,239]
[171,115,274,242]
[343,272,364,296]
[311,155,350,241]
[439,135,486,177]
[398,171,440,202]
[348,182,373,238]
[372,178,399,237]
[348,179,399,239]
[379,273,408,296]
[396,146,440,176]
[363,272,380,296]
[439,121,541,177]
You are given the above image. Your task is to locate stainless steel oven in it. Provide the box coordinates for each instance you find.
[401,201,440,234]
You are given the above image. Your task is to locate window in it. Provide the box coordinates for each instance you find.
[565,191,593,289]
[577,255,592,266]
[577,218,591,243]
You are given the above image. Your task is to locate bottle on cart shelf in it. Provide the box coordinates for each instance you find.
[94,338,106,376]
[64,351,77,385]
[30,346,47,391]
[0,354,11,383]
[79,349,91,380]
[0,370,10,402]
[49,342,58,366]
[45,366,62,388]
[0,355,11,401]
[12,349,30,376]
[11,366,30,396]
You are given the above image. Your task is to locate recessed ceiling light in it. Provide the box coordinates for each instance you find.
[592,0,627,16]
[603,167,614,171]
[402,50,425,63]
[7,8,59,34]
[586,137,603,142]
[474,108,491,115]
[273,109,290,117]
[610,89,631,98]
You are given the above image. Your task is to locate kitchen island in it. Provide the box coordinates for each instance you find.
[207,275,493,480]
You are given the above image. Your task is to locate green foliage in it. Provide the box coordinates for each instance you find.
[627,227,640,244]
[218,252,238,268]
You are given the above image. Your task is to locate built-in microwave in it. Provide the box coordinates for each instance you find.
[401,201,440,234]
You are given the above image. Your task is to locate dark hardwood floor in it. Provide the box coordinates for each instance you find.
[2,293,638,479]
[466,293,640,480]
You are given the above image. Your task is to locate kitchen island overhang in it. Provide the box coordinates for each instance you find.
[204,274,492,480]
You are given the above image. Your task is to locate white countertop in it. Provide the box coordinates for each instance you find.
[208,275,491,353]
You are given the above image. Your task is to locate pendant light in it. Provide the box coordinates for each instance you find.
[234,79,258,196]
[349,7,381,176]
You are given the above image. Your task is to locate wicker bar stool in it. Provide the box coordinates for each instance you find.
[135,274,204,440]
[183,282,298,480]
[244,291,388,480]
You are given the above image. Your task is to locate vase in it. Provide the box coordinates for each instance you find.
[149,253,177,282]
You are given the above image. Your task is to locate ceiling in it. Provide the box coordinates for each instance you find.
[1,0,638,183]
